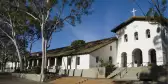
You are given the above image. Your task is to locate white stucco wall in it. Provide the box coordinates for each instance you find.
[116,21,164,67]
[61,54,90,69]
[5,62,19,68]
[58,40,117,69]
[90,41,117,67]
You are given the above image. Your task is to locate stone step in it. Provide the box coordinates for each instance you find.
[111,66,168,82]
[106,68,125,78]
[109,67,150,81]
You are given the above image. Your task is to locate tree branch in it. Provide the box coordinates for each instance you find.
[151,0,162,16]
[23,11,40,22]
[0,27,14,42]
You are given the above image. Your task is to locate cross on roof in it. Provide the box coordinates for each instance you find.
[131,8,137,16]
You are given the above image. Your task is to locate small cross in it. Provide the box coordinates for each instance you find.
[131,8,137,16]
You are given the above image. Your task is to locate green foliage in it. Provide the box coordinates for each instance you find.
[33,66,41,74]
[99,59,114,67]
[26,0,93,40]
[0,36,18,64]
[148,63,156,67]
[71,40,85,49]
[99,59,116,77]
[14,68,20,73]
[0,0,37,55]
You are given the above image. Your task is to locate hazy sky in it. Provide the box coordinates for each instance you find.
[31,0,150,52]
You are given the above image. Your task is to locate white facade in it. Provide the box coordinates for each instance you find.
[90,41,117,67]
[61,54,90,69]
[58,40,117,69]
[115,20,164,67]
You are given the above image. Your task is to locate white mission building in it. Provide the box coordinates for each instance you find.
[112,16,167,67]
[2,17,168,75]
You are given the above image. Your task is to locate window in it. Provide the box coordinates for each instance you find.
[165,30,168,36]
[76,57,80,65]
[96,57,99,63]
[109,56,112,63]
[134,32,138,40]
[68,57,71,65]
[124,34,128,42]
[157,27,161,33]
[110,46,112,51]
[146,29,150,38]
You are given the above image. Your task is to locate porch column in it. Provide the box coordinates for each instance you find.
[37,59,39,66]
[27,61,30,69]
[48,59,50,66]
[17,62,20,68]
[54,58,57,66]
[16,62,18,68]
[54,58,57,69]
[32,60,34,67]
[47,58,50,69]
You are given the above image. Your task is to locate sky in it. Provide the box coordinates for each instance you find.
[31,0,151,52]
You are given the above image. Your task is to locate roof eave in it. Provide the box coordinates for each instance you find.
[111,16,152,33]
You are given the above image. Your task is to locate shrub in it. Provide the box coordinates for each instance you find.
[34,66,41,74]
[44,68,48,74]
[14,68,20,73]
[148,63,156,67]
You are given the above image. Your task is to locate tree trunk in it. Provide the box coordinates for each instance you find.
[44,39,47,69]
[40,15,46,82]
[13,40,23,71]
[2,63,4,72]
[40,36,45,82]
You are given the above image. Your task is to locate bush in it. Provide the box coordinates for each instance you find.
[14,68,20,73]
[28,67,48,74]
[98,59,116,77]
[44,68,48,74]
[34,66,41,74]
[148,63,156,67]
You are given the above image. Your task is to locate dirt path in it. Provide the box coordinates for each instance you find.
[0,73,48,84]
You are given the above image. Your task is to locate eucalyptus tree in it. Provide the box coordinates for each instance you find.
[20,0,93,81]
[131,0,167,25]
[0,35,16,72]
[0,0,30,71]
[145,0,168,26]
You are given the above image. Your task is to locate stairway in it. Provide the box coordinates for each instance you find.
[106,67,124,79]
[107,67,149,81]
[107,65,168,82]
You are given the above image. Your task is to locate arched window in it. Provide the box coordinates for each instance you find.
[124,34,128,42]
[110,46,112,51]
[121,52,127,67]
[134,32,138,40]
[109,56,112,63]
[146,29,150,38]
[96,56,99,63]
[156,27,161,33]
